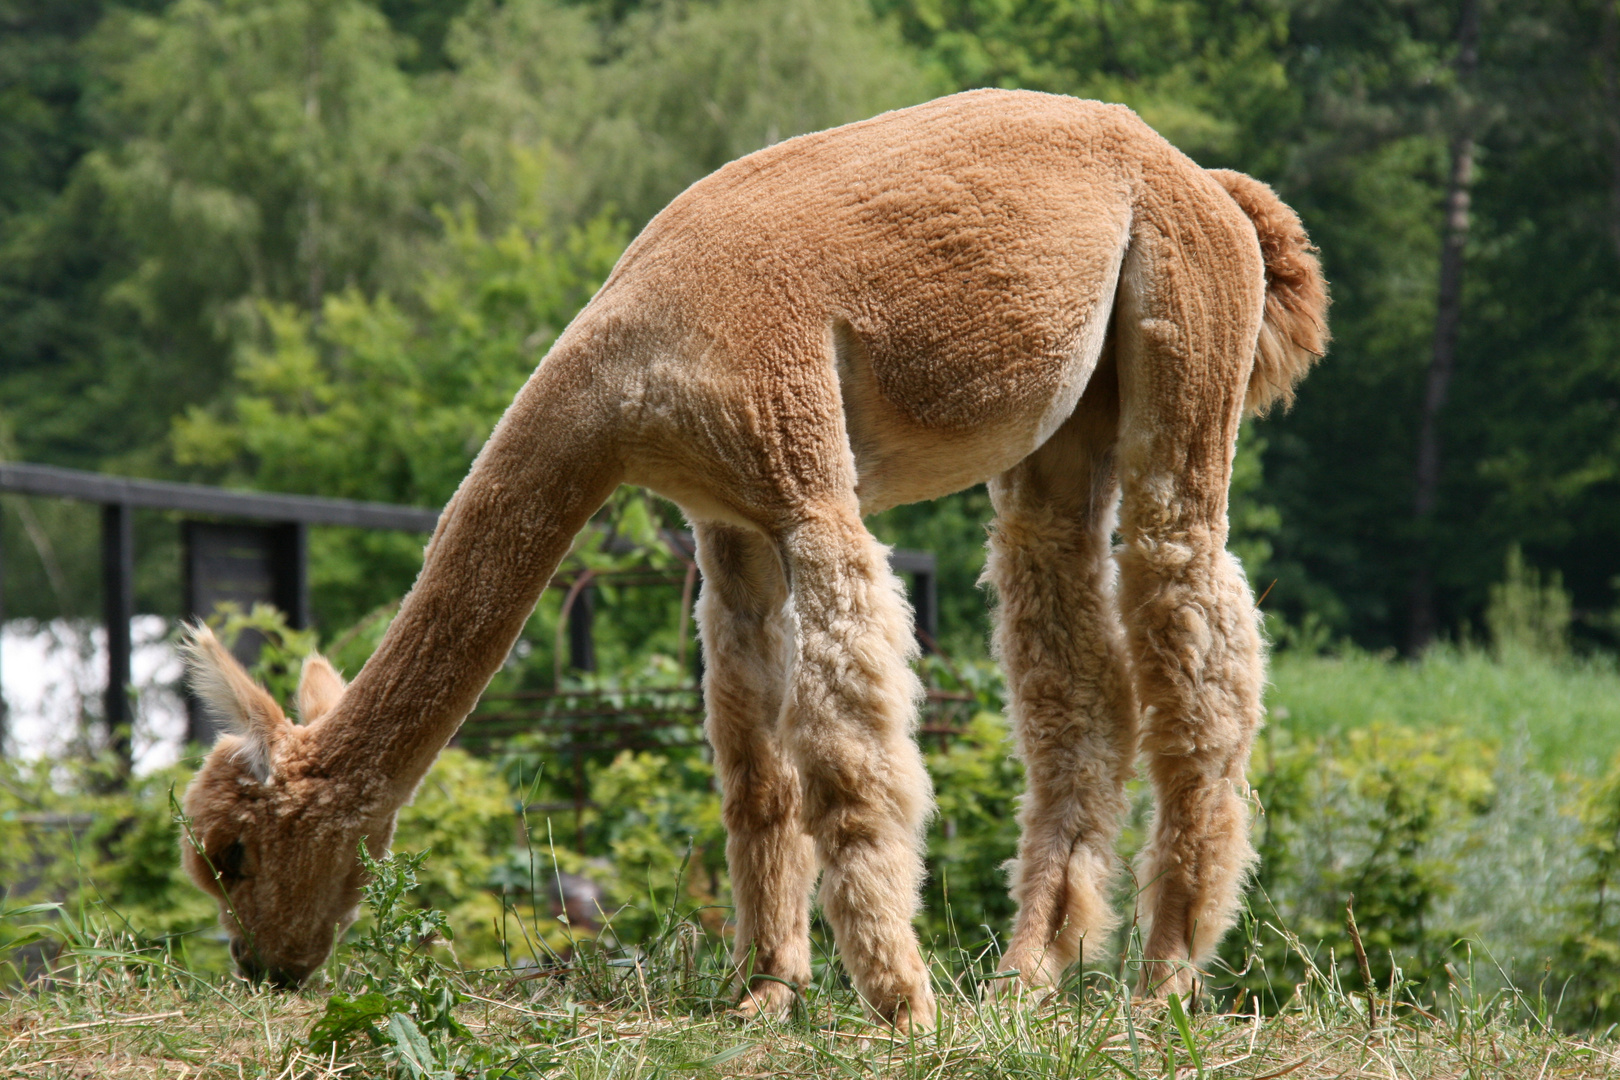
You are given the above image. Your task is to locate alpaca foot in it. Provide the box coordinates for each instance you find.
[735,978,797,1021]
[996,944,1067,999]
[1136,960,1201,1003]
[868,985,937,1034]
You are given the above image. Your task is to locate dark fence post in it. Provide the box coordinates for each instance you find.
[888,549,939,653]
[914,566,937,653]
[0,508,7,757]
[101,502,133,777]
[272,521,309,629]
[568,585,596,672]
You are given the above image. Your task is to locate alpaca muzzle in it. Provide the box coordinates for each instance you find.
[230,937,306,990]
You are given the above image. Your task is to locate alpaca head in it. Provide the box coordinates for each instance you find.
[178,625,393,987]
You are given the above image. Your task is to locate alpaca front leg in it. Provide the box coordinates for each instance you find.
[693,523,815,1019]
[781,509,936,1031]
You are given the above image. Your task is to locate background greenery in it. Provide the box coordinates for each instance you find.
[2,0,1617,652]
[4,0,1620,1042]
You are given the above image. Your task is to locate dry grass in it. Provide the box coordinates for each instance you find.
[5,836,1617,1079]
[4,948,1619,1079]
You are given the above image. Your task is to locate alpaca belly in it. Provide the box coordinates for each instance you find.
[847,408,1046,513]
[838,314,1113,515]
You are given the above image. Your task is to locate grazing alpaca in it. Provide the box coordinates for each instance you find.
[179,89,1327,1029]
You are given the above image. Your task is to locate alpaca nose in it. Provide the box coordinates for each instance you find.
[229,937,302,989]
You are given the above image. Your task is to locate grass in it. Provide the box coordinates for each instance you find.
[4,858,1619,1080]
[1267,647,1620,770]
[3,982,1614,1078]
[4,939,1618,1078]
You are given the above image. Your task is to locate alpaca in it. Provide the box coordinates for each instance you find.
[179,88,1327,1029]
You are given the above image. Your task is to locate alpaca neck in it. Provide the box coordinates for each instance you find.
[316,338,624,809]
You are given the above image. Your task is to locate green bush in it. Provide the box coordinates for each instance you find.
[587,750,727,944]
[1487,546,1573,662]
[392,748,528,970]
[0,755,217,960]
[1222,724,1497,1006]
[1549,751,1620,1030]
[921,709,1023,950]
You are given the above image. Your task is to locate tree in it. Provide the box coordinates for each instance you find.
[435,0,942,229]
[174,159,625,624]
[0,0,441,481]
[1263,0,1620,649]
[873,0,1296,168]
[1407,0,1481,652]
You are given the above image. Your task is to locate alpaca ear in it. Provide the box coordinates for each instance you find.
[179,623,290,783]
[296,652,346,724]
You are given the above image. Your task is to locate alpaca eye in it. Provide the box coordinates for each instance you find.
[212,839,247,883]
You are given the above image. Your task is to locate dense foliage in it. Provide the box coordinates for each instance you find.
[0,0,1615,652]
[6,631,1620,1026]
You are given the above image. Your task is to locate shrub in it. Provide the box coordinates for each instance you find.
[0,754,219,966]
[921,709,1023,951]
[1487,545,1573,661]
[1549,751,1620,1029]
[587,749,727,944]
[1221,724,1497,1007]
[393,747,524,970]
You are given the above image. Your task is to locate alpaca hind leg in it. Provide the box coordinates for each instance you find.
[1126,547,1260,1001]
[693,523,815,1019]
[1121,200,1270,997]
[780,505,935,1031]
[1113,204,1268,999]
[988,365,1138,991]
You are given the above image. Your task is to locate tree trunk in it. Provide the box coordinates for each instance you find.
[1602,0,1620,264]
[302,16,325,318]
[1408,0,1481,654]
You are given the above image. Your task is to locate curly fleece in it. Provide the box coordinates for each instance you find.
[179,89,1328,1028]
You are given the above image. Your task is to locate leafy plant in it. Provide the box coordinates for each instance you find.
[1549,751,1620,1030]
[1486,545,1573,662]
[921,709,1023,950]
[1223,724,1497,1007]
[308,847,469,1079]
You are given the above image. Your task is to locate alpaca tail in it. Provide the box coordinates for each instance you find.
[1208,168,1330,416]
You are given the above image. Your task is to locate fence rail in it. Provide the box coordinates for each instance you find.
[454,684,980,851]
[0,462,942,778]
[0,462,441,531]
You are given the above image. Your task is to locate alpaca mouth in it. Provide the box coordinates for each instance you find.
[229,937,305,990]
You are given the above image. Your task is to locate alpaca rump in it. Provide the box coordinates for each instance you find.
[176,89,1328,1026]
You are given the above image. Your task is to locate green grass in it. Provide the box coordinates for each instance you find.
[4,909,1619,1079]
[1267,648,1620,770]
